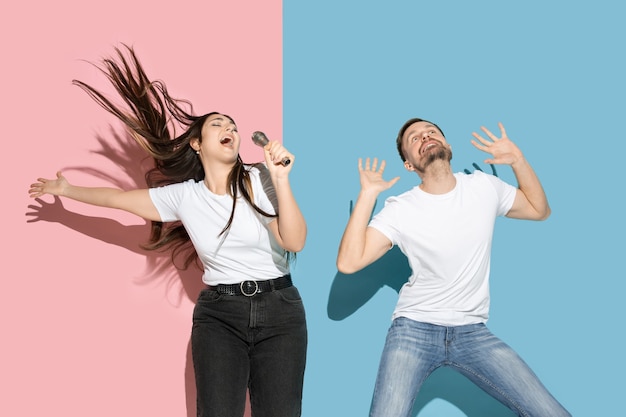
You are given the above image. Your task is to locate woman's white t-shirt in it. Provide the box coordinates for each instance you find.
[149,165,289,285]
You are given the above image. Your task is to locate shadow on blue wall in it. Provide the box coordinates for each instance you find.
[328,246,409,320]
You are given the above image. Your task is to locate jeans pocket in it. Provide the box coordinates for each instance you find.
[196,289,222,304]
[276,286,303,305]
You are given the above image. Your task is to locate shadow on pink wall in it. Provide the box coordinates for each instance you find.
[26,126,253,417]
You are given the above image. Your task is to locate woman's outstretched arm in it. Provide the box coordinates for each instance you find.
[29,171,162,222]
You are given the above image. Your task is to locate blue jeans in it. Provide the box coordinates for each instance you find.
[191,284,307,417]
[370,318,570,417]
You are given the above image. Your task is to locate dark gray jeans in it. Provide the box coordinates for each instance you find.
[192,284,307,417]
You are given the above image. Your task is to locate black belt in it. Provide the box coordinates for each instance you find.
[207,274,292,297]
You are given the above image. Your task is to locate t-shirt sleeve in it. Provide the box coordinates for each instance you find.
[368,197,399,246]
[148,182,188,222]
[478,171,517,216]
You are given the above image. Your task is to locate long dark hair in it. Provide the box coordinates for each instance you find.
[73,44,276,269]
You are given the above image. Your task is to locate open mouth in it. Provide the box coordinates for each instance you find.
[420,141,439,155]
[220,137,233,146]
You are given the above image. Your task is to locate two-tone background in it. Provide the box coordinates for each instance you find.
[5,1,624,415]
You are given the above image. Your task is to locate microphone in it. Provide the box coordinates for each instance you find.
[251,131,291,166]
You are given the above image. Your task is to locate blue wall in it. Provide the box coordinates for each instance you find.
[285,1,625,415]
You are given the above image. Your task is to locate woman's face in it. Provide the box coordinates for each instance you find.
[197,113,241,163]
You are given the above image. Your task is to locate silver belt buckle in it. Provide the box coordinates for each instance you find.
[240,280,259,297]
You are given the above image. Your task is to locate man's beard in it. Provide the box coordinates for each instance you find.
[414,146,453,173]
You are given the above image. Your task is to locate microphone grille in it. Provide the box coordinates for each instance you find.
[251,131,269,147]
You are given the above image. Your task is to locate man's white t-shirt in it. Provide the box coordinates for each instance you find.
[369,171,516,326]
[149,165,289,286]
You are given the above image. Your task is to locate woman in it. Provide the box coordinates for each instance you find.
[29,45,307,417]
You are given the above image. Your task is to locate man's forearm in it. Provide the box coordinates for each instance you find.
[511,157,551,220]
[336,189,379,273]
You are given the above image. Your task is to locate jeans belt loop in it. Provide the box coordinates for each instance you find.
[240,280,259,297]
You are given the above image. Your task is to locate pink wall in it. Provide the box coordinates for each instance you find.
[4,1,282,416]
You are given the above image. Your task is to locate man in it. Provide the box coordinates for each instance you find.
[336,118,570,416]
